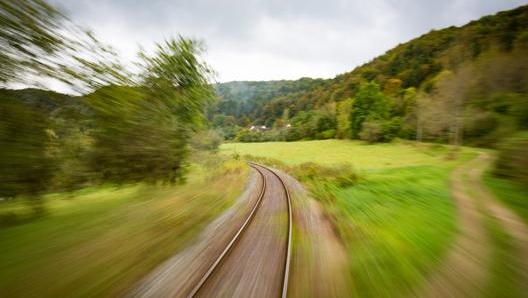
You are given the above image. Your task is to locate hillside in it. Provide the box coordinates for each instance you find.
[214,5,528,146]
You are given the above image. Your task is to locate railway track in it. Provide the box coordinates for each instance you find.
[186,162,292,298]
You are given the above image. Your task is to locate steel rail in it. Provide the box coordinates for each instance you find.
[186,164,266,298]
[249,162,292,298]
[186,162,292,298]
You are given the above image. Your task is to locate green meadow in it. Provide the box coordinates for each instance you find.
[221,139,464,169]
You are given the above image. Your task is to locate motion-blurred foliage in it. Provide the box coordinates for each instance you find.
[0,0,215,199]
[0,92,54,198]
[0,0,131,91]
[86,39,214,184]
[493,132,528,185]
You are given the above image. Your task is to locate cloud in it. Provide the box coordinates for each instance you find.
[50,0,527,82]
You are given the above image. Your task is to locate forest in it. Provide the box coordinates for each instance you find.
[208,5,528,185]
[213,5,528,148]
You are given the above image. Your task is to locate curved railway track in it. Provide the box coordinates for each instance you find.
[186,162,292,298]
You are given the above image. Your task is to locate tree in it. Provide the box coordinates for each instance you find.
[0,0,128,201]
[336,98,353,139]
[493,132,528,185]
[0,91,54,214]
[0,0,130,92]
[350,82,389,138]
[86,37,215,184]
[434,66,473,149]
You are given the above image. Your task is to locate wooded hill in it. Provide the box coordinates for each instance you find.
[212,5,528,147]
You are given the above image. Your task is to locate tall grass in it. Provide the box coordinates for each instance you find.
[0,155,248,298]
[483,172,528,224]
[331,166,457,298]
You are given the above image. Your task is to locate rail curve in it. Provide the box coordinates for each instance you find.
[186,162,292,298]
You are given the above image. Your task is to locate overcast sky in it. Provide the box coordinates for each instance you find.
[50,0,527,83]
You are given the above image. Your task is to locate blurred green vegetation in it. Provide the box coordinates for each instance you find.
[330,165,458,298]
[0,0,132,91]
[226,140,476,298]
[0,92,54,200]
[1,38,215,200]
[482,214,522,298]
[0,156,248,298]
[492,131,528,185]
[1,1,217,203]
[484,170,528,224]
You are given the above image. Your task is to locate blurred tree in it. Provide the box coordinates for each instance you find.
[190,130,223,152]
[0,0,64,84]
[0,0,131,201]
[86,37,215,184]
[0,91,54,212]
[336,98,353,139]
[0,0,130,92]
[493,132,528,185]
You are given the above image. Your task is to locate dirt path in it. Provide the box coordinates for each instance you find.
[413,153,528,298]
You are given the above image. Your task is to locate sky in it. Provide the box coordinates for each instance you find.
[50,0,528,83]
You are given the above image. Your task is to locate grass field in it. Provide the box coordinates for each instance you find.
[221,139,477,298]
[0,157,248,298]
[221,139,460,170]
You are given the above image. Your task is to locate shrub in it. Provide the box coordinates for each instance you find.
[191,129,223,151]
[493,132,528,185]
[359,120,384,143]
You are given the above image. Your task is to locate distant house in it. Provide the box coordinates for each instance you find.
[249,125,267,131]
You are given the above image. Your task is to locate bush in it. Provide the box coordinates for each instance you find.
[359,120,384,143]
[290,162,360,188]
[493,132,528,185]
[191,129,223,151]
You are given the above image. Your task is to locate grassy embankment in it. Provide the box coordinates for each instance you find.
[484,173,528,224]
[481,162,528,298]
[221,139,477,298]
[0,156,247,298]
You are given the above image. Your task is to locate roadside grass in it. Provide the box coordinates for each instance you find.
[222,139,477,298]
[461,166,524,298]
[0,155,248,298]
[483,172,528,224]
[482,215,521,298]
[329,165,457,298]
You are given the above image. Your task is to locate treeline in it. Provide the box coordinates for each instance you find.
[0,1,214,202]
[213,5,528,148]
